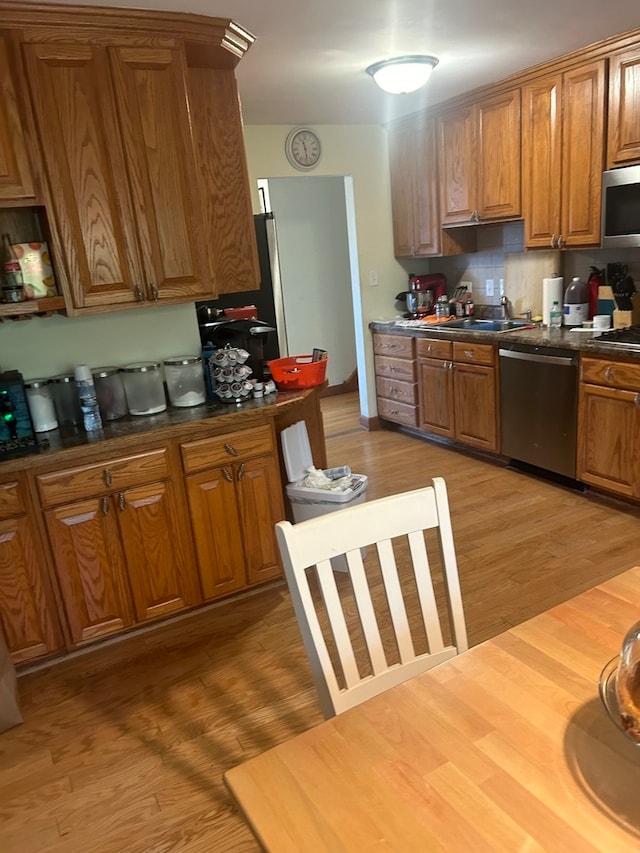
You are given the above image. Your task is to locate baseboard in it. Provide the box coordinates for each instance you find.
[360,414,382,430]
[320,369,358,398]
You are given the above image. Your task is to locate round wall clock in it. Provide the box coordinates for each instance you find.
[285,127,322,171]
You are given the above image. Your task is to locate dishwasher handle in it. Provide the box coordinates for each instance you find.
[498,348,577,367]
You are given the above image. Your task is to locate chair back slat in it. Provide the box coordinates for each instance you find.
[276,478,468,718]
[375,538,415,663]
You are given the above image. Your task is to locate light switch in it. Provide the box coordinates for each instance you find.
[368,269,379,287]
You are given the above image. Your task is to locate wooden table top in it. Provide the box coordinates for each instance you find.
[225,567,640,852]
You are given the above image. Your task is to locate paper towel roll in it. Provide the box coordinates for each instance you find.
[542,276,564,326]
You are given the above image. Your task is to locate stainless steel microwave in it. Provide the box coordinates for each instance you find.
[602,165,640,248]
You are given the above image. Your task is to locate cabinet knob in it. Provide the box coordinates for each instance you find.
[118,492,126,510]
[151,284,159,301]
[224,443,238,457]
[102,496,109,514]
[237,463,245,480]
[103,468,112,487]
[222,467,233,482]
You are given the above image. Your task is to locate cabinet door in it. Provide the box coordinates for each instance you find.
[453,364,498,452]
[0,515,61,664]
[417,358,454,437]
[237,456,285,585]
[522,74,563,248]
[109,46,213,302]
[388,123,417,257]
[44,497,134,646]
[476,90,521,221]
[187,64,259,294]
[607,47,640,168]
[413,119,441,256]
[117,480,198,622]
[577,384,640,498]
[561,60,606,247]
[0,32,34,199]
[438,106,476,225]
[23,42,144,309]
[185,467,247,600]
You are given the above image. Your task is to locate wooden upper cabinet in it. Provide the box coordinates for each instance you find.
[187,63,259,293]
[0,31,35,200]
[561,61,606,247]
[438,90,520,225]
[523,61,605,249]
[522,73,563,247]
[23,42,146,310]
[607,46,640,168]
[22,39,217,312]
[438,106,476,225]
[108,46,213,302]
[388,117,440,257]
[476,89,521,221]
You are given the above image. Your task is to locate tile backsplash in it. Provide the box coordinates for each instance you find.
[429,221,640,313]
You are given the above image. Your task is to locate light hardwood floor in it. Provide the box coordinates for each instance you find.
[2,392,639,852]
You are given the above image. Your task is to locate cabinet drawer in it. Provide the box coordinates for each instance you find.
[373,333,414,358]
[453,341,495,366]
[416,338,452,360]
[181,424,274,474]
[374,355,416,383]
[0,480,25,519]
[581,356,640,391]
[377,397,418,427]
[376,377,417,406]
[37,448,170,507]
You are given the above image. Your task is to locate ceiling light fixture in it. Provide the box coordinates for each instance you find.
[366,55,439,95]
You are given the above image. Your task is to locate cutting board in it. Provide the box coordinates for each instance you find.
[503,250,563,318]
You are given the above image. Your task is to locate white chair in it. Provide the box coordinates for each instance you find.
[275,477,468,719]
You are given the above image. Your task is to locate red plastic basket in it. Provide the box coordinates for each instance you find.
[268,355,328,390]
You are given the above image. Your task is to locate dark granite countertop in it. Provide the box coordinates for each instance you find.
[0,388,316,474]
[369,319,640,359]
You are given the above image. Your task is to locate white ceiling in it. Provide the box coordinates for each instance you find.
[63,0,640,125]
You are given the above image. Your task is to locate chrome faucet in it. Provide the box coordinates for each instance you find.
[500,295,511,320]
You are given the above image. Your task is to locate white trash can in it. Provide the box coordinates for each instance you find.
[280,420,368,571]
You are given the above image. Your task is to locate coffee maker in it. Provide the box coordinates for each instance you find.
[395,273,447,318]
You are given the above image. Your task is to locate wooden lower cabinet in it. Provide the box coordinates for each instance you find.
[0,478,62,664]
[38,446,200,647]
[182,424,285,600]
[417,337,498,452]
[373,333,418,427]
[578,356,640,499]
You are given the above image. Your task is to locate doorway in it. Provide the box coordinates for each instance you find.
[257,176,359,389]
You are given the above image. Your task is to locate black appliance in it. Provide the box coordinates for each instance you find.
[0,370,37,458]
[588,324,640,351]
[195,212,286,366]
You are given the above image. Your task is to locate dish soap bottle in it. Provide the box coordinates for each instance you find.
[563,277,589,327]
[549,300,562,328]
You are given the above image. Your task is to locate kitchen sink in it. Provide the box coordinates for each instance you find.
[438,318,533,333]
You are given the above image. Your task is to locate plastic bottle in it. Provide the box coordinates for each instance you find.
[549,300,562,328]
[563,276,589,327]
[74,364,103,431]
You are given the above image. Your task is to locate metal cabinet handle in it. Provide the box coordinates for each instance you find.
[102,496,109,514]
[135,285,144,302]
[103,468,112,487]
[151,284,159,301]
[471,210,480,223]
[224,443,238,457]
[558,236,565,248]
[464,350,473,359]
[605,367,613,381]
[550,235,557,248]
[635,393,640,408]
[222,467,233,482]
[118,492,125,510]
[237,463,245,480]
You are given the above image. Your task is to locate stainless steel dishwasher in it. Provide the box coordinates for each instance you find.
[499,342,578,479]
